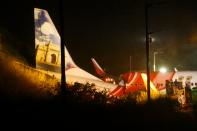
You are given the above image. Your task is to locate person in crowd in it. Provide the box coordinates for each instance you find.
[178,92,186,108]
[185,83,192,103]
[118,75,126,94]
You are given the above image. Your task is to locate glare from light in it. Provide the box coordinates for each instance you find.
[159,67,167,73]
[150,37,155,42]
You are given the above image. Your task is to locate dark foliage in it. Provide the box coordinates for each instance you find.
[0,52,197,129]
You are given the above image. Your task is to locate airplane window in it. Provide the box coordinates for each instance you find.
[178,76,184,81]
[186,76,192,81]
[51,54,56,64]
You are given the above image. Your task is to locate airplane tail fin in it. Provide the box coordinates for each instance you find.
[91,58,106,77]
[34,8,76,71]
[33,8,119,92]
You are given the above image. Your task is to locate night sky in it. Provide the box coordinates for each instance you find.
[1,0,197,76]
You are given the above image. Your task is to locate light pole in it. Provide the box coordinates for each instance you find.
[129,55,131,73]
[59,0,66,94]
[153,51,158,72]
[145,1,166,102]
[153,51,163,72]
[145,3,151,102]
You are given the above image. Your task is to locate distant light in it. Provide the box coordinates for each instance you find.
[159,67,167,73]
[150,37,155,43]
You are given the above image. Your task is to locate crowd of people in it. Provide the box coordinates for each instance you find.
[166,79,192,107]
[116,75,195,107]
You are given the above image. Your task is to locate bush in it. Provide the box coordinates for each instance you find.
[1,49,197,127]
